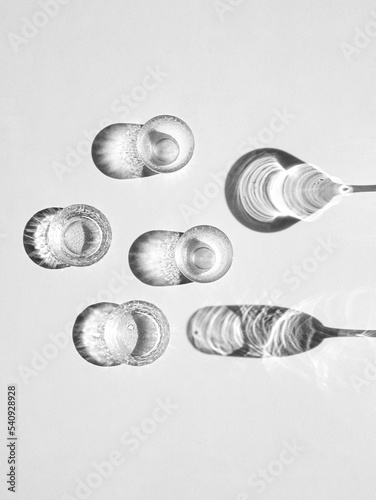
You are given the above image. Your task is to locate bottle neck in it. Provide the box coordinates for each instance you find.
[271,164,343,220]
[335,328,376,337]
[346,184,376,194]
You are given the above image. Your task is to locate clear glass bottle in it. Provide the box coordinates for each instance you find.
[129,225,233,286]
[92,115,194,179]
[23,204,112,268]
[73,301,170,367]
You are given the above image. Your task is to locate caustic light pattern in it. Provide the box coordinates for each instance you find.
[128,225,233,286]
[187,305,376,358]
[225,148,376,232]
[73,301,170,367]
[92,115,194,179]
[23,204,112,269]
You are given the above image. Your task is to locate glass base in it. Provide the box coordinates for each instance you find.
[73,301,170,367]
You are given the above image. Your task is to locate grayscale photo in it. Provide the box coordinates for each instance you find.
[2,1,376,499]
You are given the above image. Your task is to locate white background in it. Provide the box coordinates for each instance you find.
[2,1,376,499]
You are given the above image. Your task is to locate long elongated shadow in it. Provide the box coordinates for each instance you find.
[187,305,376,358]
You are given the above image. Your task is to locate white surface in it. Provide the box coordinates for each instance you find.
[2,1,376,499]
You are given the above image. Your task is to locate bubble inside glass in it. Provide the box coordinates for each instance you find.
[72,301,170,367]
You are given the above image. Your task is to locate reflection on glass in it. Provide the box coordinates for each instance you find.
[128,225,233,286]
[73,301,170,367]
[92,115,194,179]
[23,204,112,269]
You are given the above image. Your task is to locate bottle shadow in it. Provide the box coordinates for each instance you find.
[225,148,301,232]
